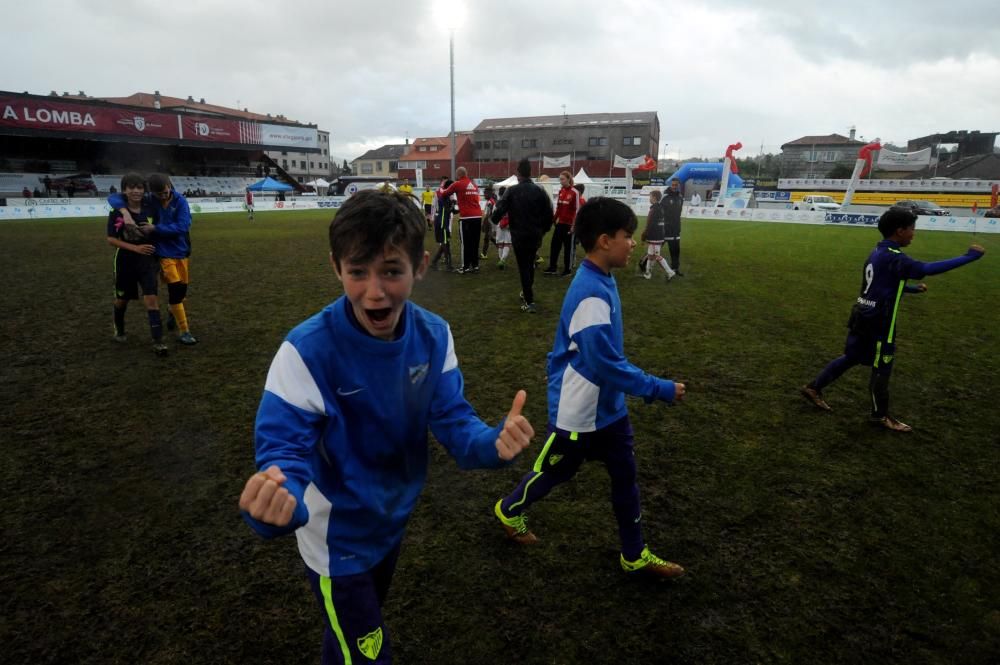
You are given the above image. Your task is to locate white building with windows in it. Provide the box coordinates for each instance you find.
[266,130,333,183]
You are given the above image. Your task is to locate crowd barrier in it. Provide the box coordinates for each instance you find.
[0,196,348,220]
[683,206,999,234]
[1,197,996,234]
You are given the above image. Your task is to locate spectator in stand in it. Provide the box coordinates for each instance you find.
[22,187,31,198]
[43,175,52,196]
[33,187,42,198]
[109,185,118,194]
[67,183,76,198]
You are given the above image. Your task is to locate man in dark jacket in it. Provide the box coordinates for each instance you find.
[662,179,684,275]
[492,159,553,313]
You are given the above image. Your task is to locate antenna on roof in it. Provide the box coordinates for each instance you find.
[562,104,568,123]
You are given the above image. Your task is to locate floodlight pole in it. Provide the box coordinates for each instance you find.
[450,29,456,180]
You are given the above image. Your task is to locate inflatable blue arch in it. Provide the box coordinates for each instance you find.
[664,162,744,189]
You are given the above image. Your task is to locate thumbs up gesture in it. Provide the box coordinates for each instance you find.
[496,390,534,461]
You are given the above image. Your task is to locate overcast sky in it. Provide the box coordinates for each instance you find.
[4,0,999,163]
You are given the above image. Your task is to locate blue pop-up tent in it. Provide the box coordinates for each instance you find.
[247,176,294,192]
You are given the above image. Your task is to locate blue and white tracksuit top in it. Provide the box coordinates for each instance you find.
[243,297,506,577]
[547,260,677,432]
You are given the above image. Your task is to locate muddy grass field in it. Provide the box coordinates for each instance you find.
[3,210,998,664]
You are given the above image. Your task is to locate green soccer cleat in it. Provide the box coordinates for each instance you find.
[620,546,685,579]
[494,499,538,544]
[178,331,199,345]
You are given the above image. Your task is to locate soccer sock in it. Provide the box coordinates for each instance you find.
[656,255,674,276]
[147,309,163,342]
[499,246,509,261]
[812,355,856,391]
[169,303,189,334]
[113,303,127,335]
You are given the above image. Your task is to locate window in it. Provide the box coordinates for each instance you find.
[552,138,574,145]
[623,136,641,146]
[588,137,608,146]
[822,151,839,162]
[389,161,398,171]
[310,161,315,169]
[805,172,817,179]
[282,159,288,168]
[322,148,327,155]
[361,163,374,174]
[418,146,428,152]
[280,151,287,156]
[376,161,383,171]
[521,138,538,148]
[493,139,509,149]
[291,160,297,167]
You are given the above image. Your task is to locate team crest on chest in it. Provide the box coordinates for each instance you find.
[357,626,383,660]
[409,363,429,385]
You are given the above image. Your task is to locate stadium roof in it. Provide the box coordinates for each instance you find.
[57,91,310,126]
[475,111,657,131]
[352,144,409,162]
[906,153,1000,180]
[781,133,865,148]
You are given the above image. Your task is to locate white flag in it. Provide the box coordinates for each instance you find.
[542,154,571,168]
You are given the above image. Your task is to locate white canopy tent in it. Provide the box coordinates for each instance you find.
[573,168,594,184]
[495,174,519,188]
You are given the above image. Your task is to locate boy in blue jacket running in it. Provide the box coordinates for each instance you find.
[494,197,688,579]
[239,190,534,664]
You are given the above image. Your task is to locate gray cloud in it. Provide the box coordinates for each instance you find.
[3,0,997,163]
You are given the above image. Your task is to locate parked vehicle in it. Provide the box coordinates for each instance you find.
[894,199,951,216]
[792,195,841,211]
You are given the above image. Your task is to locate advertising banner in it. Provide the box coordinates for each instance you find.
[876,147,932,170]
[0,93,318,150]
[0,94,178,139]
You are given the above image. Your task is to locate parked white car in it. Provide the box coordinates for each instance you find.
[793,195,841,211]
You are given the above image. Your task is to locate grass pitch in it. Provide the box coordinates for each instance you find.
[2,210,998,664]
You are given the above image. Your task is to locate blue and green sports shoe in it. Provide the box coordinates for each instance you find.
[494,499,538,545]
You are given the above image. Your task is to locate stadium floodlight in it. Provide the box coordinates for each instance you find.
[434,1,466,179]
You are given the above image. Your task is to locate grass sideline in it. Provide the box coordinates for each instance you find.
[2,209,998,664]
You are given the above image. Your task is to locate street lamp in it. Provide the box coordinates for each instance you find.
[435,2,466,180]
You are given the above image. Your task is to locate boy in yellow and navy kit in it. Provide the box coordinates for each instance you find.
[109,173,197,345]
[801,206,986,431]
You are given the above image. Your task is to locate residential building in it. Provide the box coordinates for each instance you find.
[349,144,409,179]
[396,134,474,182]
[780,132,864,179]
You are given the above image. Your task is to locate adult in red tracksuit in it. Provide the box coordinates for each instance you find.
[440,167,483,273]
[545,171,579,276]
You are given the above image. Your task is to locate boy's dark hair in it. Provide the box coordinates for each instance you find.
[517,159,532,179]
[878,206,917,238]
[574,183,585,195]
[329,189,426,272]
[120,172,145,191]
[574,197,638,252]
[649,189,662,202]
[148,173,172,193]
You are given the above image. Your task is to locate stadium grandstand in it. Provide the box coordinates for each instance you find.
[0,90,323,197]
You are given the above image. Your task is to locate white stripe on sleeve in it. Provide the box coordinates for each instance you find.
[568,297,611,337]
[264,341,325,415]
[443,326,459,373]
